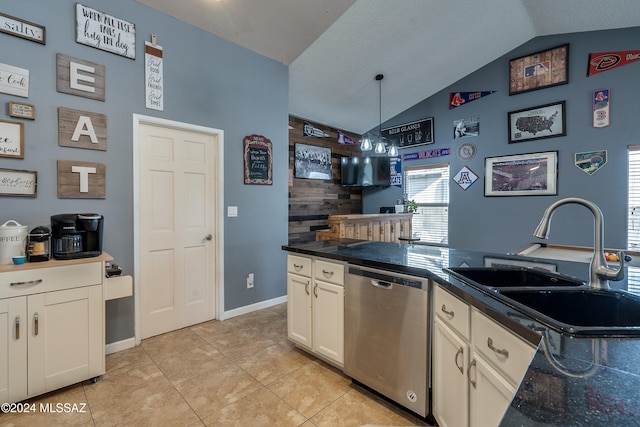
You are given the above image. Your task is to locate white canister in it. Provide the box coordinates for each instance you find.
[0,220,28,264]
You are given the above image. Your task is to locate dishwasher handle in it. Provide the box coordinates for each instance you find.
[370,279,393,289]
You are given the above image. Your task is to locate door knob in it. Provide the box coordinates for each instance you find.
[204,234,213,241]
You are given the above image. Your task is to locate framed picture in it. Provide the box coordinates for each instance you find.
[0,168,37,197]
[243,134,273,185]
[485,151,558,197]
[509,44,569,95]
[294,143,331,180]
[508,101,566,143]
[9,101,35,120]
[0,119,24,159]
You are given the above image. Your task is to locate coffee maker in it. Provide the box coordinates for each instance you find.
[50,214,104,260]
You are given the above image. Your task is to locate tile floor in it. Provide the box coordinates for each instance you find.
[1,303,426,426]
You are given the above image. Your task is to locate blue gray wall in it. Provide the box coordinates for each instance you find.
[365,27,639,254]
[0,0,288,344]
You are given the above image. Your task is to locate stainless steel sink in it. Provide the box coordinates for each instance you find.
[499,288,640,336]
[445,266,585,289]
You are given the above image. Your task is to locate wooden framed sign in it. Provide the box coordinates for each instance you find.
[243,134,273,185]
[0,62,29,98]
[76,3,136,59]
[0,13,45,44]
[0,119,24,159]
[56,53,106,101]
[9,101,35,120]
[0,168,37,197]
[57,160,106,199]
[58,107,107,150]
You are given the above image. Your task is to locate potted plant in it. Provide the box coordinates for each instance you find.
[405,199,418,213]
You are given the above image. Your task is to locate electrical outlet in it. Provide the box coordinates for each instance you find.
[247,273,254,289]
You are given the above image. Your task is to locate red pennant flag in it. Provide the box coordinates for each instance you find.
[587,50,640,76]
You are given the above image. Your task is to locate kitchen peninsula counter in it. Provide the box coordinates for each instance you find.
[282,240,640,426]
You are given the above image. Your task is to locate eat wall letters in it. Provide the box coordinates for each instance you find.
[57,159,105,199]
[56,53,105,101]
[58,107,107,151]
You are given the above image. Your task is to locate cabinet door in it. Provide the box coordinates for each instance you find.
[433,318,469,427]
[287,273,312,349]
[0,297,27,403]
[27,284,104,396]
[469,353,516,427]
[312,280,344,365]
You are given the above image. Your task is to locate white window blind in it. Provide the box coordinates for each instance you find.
[404,164,449,245]
[628,147,640,251]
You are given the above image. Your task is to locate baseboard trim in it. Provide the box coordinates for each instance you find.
[221,295,287,321]
[105,337,136,355]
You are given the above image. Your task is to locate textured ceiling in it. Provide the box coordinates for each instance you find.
[137,0,640,134]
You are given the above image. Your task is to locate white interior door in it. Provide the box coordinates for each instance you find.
[138,122,218,339]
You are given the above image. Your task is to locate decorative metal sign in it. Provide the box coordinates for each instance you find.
[453,166,478,190]
[382,118,434,148]
[76,3,136,59]
[592,89,610,128]
[575,150,607,175]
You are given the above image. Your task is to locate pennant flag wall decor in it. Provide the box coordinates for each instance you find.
[587,50,640,76]
[449,91,496,109]
[303,121,329,137]
[337,130,358,145]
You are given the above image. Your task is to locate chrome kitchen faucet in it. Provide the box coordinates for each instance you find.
[533,197,625,290]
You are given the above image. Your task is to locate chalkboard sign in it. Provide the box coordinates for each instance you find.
[243,134,272,185]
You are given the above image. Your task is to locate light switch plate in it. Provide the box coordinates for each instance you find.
[227,206,238,217]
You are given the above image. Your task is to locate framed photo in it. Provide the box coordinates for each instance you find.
[508,101,566,143]
[9,101,35,120]
[0,119,24,159]
[294,143,331,180]
[243,134,272,185]
[0,13,45,44]
[485,151,558,197]
[509,43,568,95]
[0,168,37,197]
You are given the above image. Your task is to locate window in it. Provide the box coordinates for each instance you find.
[404,163,449,245]
[629,146,640,251]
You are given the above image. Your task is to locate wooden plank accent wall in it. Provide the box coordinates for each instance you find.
[288,116,362,244]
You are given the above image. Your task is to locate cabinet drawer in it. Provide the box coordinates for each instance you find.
[287,255,312,277]
[0,262,103,299]
[314,260,344,286]
[471,309,536,385]
[434,285,470,340]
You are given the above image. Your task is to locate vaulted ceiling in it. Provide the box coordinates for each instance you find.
[136,0,640,134]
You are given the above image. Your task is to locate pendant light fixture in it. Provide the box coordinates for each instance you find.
[373,74,387,154]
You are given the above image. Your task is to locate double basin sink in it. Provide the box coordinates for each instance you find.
[445,266,640,337]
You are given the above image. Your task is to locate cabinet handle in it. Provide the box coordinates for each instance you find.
[454,347,464,374]
[15,316,20,340]
[34,313,39,336]
[468,359,477,388]
[304,281,310,295]
[487,337,509,358]
[10,279,43,287]
[441,304,455,318]
[322,269,334,278]
[313,283,318,298]
[293,264,303,271]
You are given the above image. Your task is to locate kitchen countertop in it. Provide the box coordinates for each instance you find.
[282,240,640,426]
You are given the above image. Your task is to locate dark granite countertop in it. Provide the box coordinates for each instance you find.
[282,240,640,426]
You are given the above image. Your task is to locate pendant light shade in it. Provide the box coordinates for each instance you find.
[388,144,398,157]
[360,134,373,151]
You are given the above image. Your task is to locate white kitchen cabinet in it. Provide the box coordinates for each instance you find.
[286,254,344,367]
[0,256,108,403]
[433,284,536,427]
[433,317,469,427]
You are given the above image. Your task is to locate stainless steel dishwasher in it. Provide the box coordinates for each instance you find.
[345,265,431,418]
